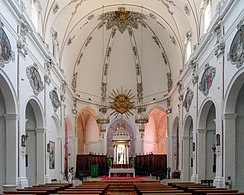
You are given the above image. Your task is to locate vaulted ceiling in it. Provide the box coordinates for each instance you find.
[37,0,211,106]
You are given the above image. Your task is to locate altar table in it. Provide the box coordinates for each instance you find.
[109,168,135,178]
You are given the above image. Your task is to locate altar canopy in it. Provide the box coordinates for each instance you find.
[112,123,131,165]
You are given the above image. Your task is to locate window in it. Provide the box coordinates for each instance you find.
[203,0,211,33]
[31,0,38,29]
[185,31,192,63]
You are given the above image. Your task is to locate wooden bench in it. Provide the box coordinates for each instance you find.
[3,191,47,195]
[192,189,239,195]
[142,193,192,195]
[138,189,185,195]
[57,190,103,194]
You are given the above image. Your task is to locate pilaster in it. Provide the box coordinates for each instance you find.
[197,128,207,181]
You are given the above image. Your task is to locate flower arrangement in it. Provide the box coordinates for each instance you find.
[107,157,112,168]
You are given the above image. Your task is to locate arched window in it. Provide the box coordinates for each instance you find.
[203,0,211,33]
[185,31,192,63]
[31,0,41,32]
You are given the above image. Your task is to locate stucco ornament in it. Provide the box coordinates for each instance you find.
[109,88,135,117]
[98,7,147,34]
[26,63,44,96]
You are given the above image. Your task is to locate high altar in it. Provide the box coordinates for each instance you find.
[109,122,135,177]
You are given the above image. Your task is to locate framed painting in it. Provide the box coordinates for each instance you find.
[49,141,55,169]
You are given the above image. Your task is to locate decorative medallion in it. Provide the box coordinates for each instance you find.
[49,88,61,112]
[183,88,194,112]
[184,4,191,15]
[228,23,244,68]
[109,88,135,117]
[87,14,94,20]
[98,7,147,33]
[199,64,216,96]
[26,63,44,95]
[0,21,15,67]
[53,2,59,14]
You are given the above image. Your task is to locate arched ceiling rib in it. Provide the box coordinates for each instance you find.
[36,0,207,106]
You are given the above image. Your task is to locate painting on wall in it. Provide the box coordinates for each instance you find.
[199,64,216,96]
[26,63,44,96]
[49,88,61,112]
[228,23,244,68]
[49,141,55,169]
[0,21,15,67]
[183,88,194,112]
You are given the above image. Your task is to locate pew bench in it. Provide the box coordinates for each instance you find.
[192,189,239,195]
[138,189,185,195]
[3,191,47,195]
[57,190,103,194]
[142,193,192,195]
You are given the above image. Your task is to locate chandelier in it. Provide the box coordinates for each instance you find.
[135,106,148,132]
[96,107,110,132]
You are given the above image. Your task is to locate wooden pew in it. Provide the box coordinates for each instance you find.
[138,189,185,195]
[142,193,192,195]
[3,191,47,195]
[57,190,103,194]
[192,189,239,195]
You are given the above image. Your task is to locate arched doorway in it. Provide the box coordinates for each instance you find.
[198,100,216,181]
[182,115,193,181]
[224,70,244,191]
[25,99,45,186]
[0,72,17,191]
[144,108,167,154]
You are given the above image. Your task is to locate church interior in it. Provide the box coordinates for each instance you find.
[0,0,244,194]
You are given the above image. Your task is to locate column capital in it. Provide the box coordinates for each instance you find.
[197,128,207,134]
[4,114,19,120]
[182,136,190,141]
[35,128,46,134]
[57,136,62,141]
[223,113,237,120]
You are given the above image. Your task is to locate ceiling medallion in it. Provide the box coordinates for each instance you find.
[109,88,135,117]
[98,7,146,33]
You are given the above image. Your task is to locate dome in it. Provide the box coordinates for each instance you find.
[112,123,131,141]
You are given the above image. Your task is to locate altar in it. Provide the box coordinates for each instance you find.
[109,168,135,178]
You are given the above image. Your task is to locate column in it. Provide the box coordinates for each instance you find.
[36,128,45,184]
[126,145,129,164]
[197,128,207,182]
[182,136,190,181]
[113,146,117,164]
[171,135,177,170]
[223,113,237,189]
[5,114,19,186]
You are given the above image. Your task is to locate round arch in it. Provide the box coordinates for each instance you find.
[224,68,244,191]
[76,106,100,154]
[145,107,167,154]
[0,71,18,188]
[25,97,45,185]
[197,99,216,181]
